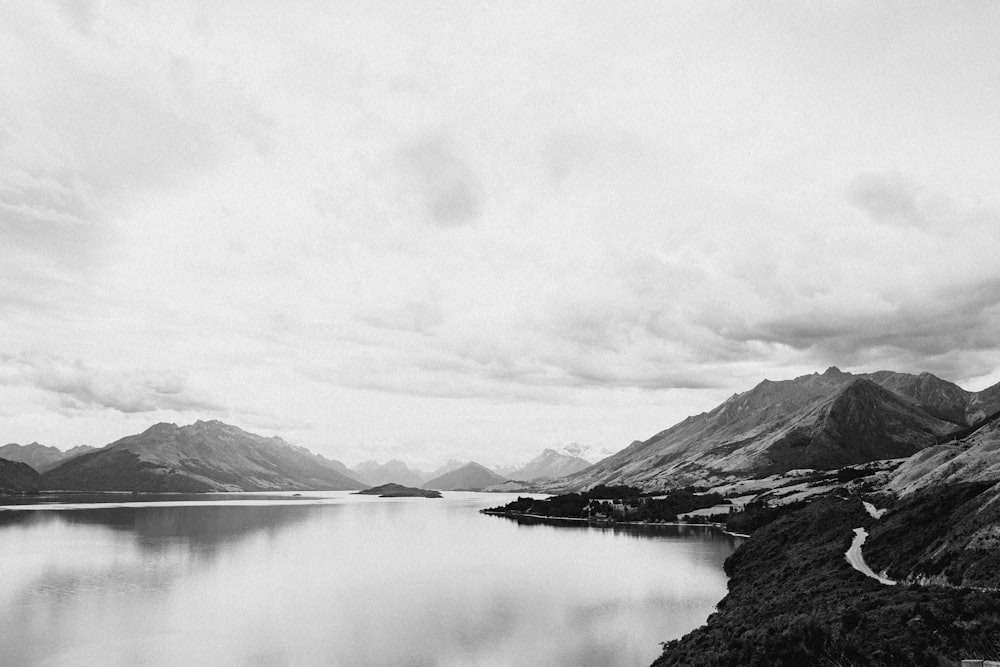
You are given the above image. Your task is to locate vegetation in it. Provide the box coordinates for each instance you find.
[484,486,725,522]
[354,483,442,498]
[654,494,1000,667]
[865,481,1000,588]
[716,498,809,535]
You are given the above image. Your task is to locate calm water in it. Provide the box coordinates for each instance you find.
[0,492,741,667]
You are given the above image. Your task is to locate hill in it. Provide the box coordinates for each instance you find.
[41,420,366,492]
[423,462,507,491]
[0,443,96,473]
[0,458,41,494]
[507,448,591,481]
[562,367,995,491]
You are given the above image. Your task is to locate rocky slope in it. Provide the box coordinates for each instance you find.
[0,443,96,473]
[0,458,41,493]
[422,462,507,491]
[41,420,366,492]
[562,367,999,491]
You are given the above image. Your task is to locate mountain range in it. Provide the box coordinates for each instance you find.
[560,367,1000,491]
[4,366,999,496]
[40,420,366,492]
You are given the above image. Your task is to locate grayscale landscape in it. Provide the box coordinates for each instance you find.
[3,2,1000,666]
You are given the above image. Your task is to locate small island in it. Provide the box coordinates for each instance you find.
[354,483,442,498]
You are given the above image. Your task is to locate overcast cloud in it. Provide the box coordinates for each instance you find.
[2,1,1000,468]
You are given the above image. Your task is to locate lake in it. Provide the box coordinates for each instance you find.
[0,492,742,667]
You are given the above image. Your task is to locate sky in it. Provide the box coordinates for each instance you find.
[2,1,1000,469]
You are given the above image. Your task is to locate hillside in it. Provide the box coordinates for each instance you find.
[0,443,96,473]
[562,367,994,491]
[507,448,591,481]
[654,495,1000,666]
[423,462,507,491]
[887,413,1000,495]
[0,458,41,494]
[41,420,366,492]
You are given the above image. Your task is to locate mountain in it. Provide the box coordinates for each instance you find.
[0,458,41,493]
[507,448,591,481]
[423,462,507,491]
[562,367,995,491]
[558,443,618,464]
[0,442,97,473]
[41,420,366,492]
[351,460,429,487]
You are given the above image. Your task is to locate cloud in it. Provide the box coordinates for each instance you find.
[846,171,922,225]
[0,4,274,291]
[399,134,485,228]
[0,352,224,415]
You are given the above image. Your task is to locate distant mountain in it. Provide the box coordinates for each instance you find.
[423,462,507,491]
[41,420,366,492]
[557,442,618,464]
[425,459,468,480]
[0,442,97,473]
[562,367,996,491]
[0,458,41,493]
[351,460,430,487]
[491,444,616,479]
[507,448,591,481]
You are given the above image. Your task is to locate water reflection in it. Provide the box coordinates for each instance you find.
[0,494,741,667]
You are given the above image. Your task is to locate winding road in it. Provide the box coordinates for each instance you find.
[846,502,896,585]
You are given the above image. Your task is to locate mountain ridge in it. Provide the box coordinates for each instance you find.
[559,368,1000,491]
[41,420,366,492]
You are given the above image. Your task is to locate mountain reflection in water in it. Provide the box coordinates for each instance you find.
[0,492,741,667]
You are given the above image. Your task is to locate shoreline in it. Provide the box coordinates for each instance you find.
[481,509,749,536]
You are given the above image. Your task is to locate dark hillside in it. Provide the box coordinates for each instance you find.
[654,496,1000,667]
[0,458,41,493]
